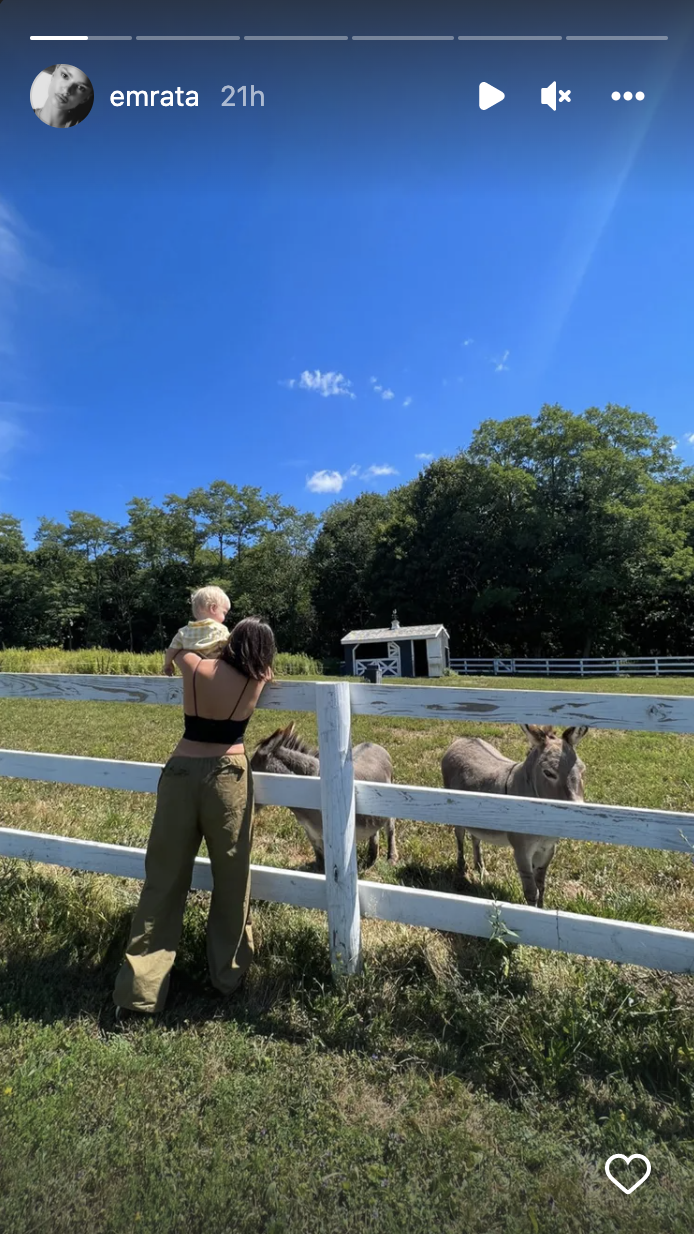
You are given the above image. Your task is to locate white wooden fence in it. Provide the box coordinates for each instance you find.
[0,672,694,977]
[354,657,399,678]
[451,656,694,677]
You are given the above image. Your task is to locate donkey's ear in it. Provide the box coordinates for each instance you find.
[282,722,296,740]
[261,726,291,753]
[520,723,550,745]
[562,725,589,746]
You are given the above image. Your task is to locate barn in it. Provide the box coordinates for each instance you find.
[341,612,450,679]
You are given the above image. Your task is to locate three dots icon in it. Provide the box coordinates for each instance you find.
[612,91,645,101]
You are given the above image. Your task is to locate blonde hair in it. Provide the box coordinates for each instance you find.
[191,586,231,618]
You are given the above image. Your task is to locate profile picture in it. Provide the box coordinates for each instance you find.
[30,64,94,128]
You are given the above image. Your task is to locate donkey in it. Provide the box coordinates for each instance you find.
[250,723,398,870]
[441,724,588,908]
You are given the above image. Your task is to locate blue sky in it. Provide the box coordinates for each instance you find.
[0,0,693,538]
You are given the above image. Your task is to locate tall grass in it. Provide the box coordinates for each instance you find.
[0,648,323,677]
[274,651,323,676]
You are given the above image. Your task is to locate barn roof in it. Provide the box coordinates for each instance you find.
[341,624,448,644]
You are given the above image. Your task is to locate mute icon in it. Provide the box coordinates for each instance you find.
[541,81,557,110]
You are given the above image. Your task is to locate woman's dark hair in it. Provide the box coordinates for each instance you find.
[221,617,276,681]
[70,95,94,125]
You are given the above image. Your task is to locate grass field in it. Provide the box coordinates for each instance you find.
[1,674,694,1232]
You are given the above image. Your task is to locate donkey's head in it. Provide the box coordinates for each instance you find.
[250,723,320,780]
[519,724,588,802]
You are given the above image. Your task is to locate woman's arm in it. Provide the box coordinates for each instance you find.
[251,669,273,704]
[173,650,203,677]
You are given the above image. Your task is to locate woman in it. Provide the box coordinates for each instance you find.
[113,616,276,1016]
[34,64,94,128]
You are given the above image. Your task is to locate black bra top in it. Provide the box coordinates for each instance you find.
[183,660,252,744]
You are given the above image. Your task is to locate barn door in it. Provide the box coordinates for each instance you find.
[387,642,401,675]
[426,638,443,677]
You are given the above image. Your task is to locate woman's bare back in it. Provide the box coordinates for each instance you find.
[173,652,267,757]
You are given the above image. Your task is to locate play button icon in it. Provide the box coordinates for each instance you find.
[479,82,505,110]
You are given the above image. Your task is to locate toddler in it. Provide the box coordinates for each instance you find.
[163,586,231,675]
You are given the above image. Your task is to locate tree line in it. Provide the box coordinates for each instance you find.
[4,405,694,658]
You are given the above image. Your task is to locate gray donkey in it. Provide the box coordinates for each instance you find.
[250,723,398,870]
[441,724,588,907]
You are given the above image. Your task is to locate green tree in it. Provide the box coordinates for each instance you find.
[64,511,118,645]
[0,562,43,646]
[309,492,397,654]
[101,526,145,652]
[468,404,684,655]
[0,514,26,564]
[190,480,239,569]
[229,485,271,558]
[162,493,208,568]
[368,456,540,655]
[126,498,186,649]
[34,519,86,647]
[233,509,319,649]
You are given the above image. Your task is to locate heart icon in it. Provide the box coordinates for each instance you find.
[604,1154,651,1194]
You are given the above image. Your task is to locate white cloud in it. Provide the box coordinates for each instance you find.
[306,462,362,494]
[306,469,345,494]
[0,420,24,467]
[0,204,26,284]
[371,377,395,400]
[306,461,399,492]
[463,338,473,346]
[415,452,433,461]
[686,434,694,445]
[494,350,510,372]
[402,396,412,407]
[364,464,398,477]
[0,201,29,357]
[0,203,36,476]
[284,370,356,399]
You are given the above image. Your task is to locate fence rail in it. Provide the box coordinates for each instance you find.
[2,672,694,731]
[1,748,693,854]
[3,826,691,972]
[0,673,693,975]
[450,656,694,677]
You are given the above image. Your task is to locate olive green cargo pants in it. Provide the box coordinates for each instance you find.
[113,754,254,1013]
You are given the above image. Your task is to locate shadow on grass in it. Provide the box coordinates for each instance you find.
[396,858,518,905]
[280,851,393,877]
[0,866,524,1043]
[2,866,694,1140]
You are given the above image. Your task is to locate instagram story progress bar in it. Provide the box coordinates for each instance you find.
[30,35,133,41]
[29,33,669,43]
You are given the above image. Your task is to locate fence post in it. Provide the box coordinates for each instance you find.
[315,681,361,977]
